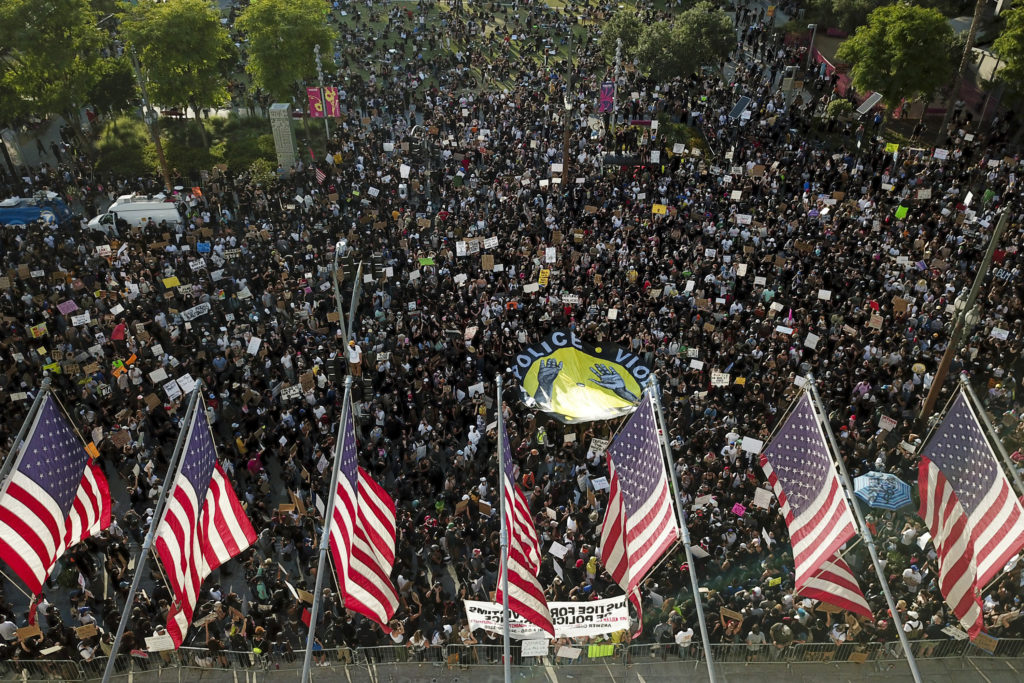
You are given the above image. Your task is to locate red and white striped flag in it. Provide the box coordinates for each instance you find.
[760,392,871,617]
[919,390,1024,638]
[155,399,256,647]
[600,394,679,636]
[315,168,326,185]
[0,392,111,595]
[495,419,554,635]
[329,401,399,630]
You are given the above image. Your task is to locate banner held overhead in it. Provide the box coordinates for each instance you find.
[513,330,648,423]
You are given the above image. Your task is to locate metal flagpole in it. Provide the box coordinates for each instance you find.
[101,385,203,683]
[807,376,923,683]
[301,375,353,683]
[960,377,1024,495]
[647,377,716,683]
[332,241,349,343]
[496,374,511,683]
[0,378,50,487]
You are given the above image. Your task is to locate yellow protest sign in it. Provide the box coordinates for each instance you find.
[85,442,100,459]
[884,142,899,154]
[162,276,181,288]
[652,204,668,215]
[30,323,48,338]
[538,269,550,286]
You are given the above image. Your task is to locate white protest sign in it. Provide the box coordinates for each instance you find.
[163,380,182,401]
[180,302,211,321]
[464,597,628,639]
[176,374,196,395]
[878,415,898,431]
[522,639,549,657]
[71,312,91,326]
[740,437,764,454]
[711,372,730,387]
[145,634,176,652]
[548,542,569,559]
[247,337,262,355]
[752,487,773,509]
[545,247,556,263]
[591,476,610,491]
[804,332,820,349]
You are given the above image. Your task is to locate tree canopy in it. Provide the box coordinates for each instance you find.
[599,9,643,64]
[993,5,1024,96]
[236,0,338,102]
[120,0,232,116]
[0,0,106,128]
[637,2,732,82]
[835,4,956,108]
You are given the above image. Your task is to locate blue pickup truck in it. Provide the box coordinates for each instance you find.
[0,192,72,227]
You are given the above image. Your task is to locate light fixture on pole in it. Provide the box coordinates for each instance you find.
[314,44,330,146]
[806,24,817,70]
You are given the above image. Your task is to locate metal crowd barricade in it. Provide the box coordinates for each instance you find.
[6,638,1024,679]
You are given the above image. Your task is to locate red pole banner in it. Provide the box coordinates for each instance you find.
[323,86,341,118]
[307,87,324,118]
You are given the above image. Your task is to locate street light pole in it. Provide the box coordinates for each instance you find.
[806,24,817,71]
[935,0,986,146]
[610,37,622,138]
[561,28,574,183]
[128,47,173,194]
[920,209,1009,419]
[314,44,330,148]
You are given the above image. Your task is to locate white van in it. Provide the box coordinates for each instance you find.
[88,194,182,235]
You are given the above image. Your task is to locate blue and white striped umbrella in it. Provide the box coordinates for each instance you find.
[853,471,912,510]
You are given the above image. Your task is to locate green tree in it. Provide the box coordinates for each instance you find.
[121,0,232,145]
[994,6,1024,95]
[87,55,138,117]
[236,0,338,102]
[637,2,732,81]
[0,0,106,140]
[599,9,643,64]
[836,4,956,108]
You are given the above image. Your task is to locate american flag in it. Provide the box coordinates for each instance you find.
[0,393,111,595]
[495,419,554,635]
[919,390,1024,638]
[315,168,326,185]
[155,399,256,647]
[600,393,678,636]
[329,401,398,630]
[760,392,871,617]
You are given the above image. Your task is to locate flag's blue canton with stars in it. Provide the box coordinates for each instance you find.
[501,422,516,481]
[923,393,999,514]
[609,393,663,517]
[180,411,218,505]
[339,405,359,488]
[762,393,832,517]
[20,396,86,513]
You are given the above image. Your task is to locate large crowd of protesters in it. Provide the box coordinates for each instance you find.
[0,0,1023,673]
